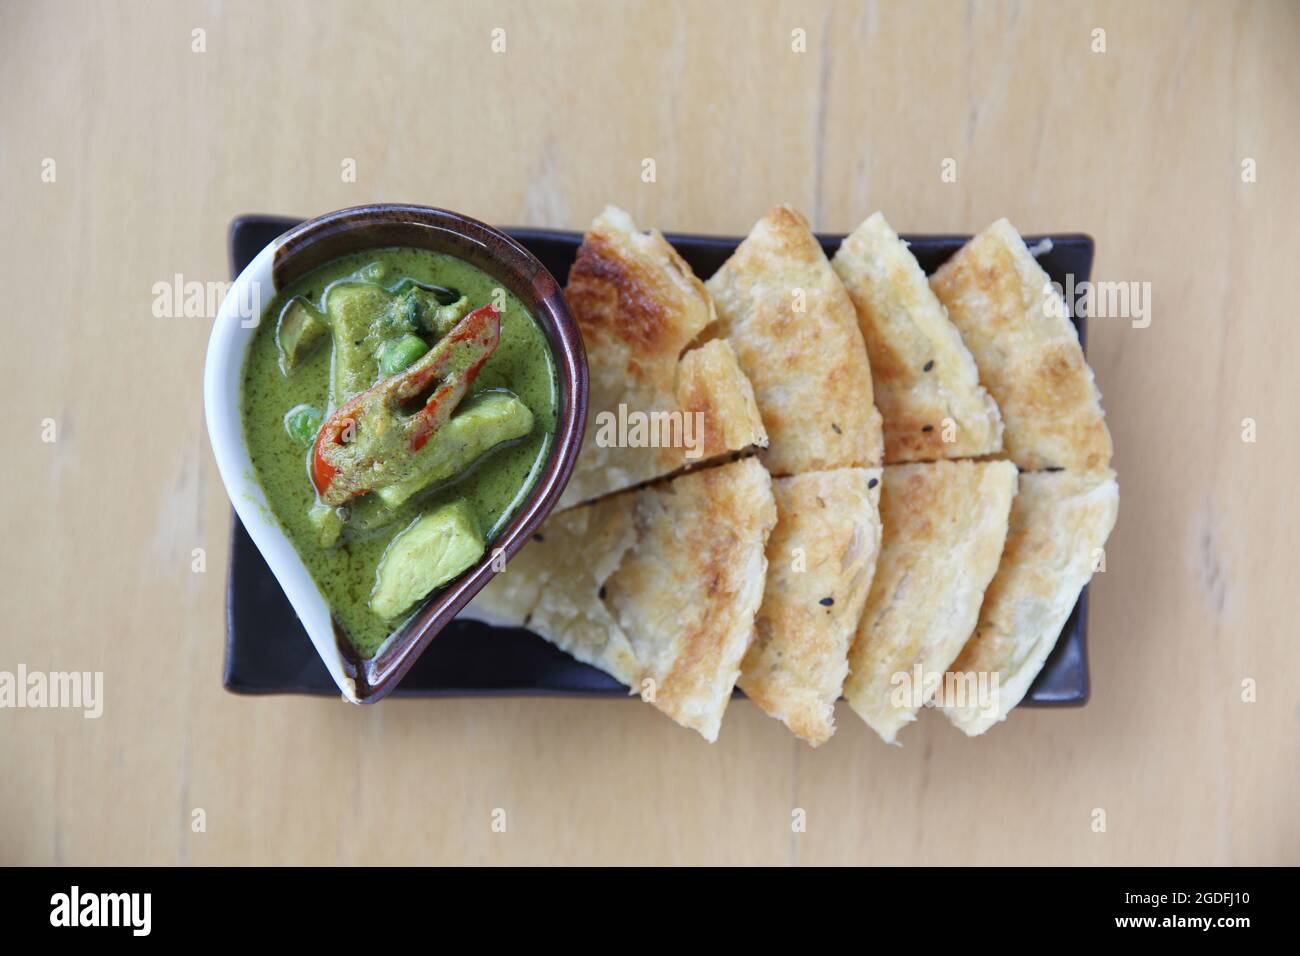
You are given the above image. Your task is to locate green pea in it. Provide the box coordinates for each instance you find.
[377,334,428,376]
[284,404,323,447]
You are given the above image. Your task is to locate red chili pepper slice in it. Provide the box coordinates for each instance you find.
[311,304,500,505]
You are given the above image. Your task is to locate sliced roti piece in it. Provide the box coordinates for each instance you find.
[469,457,777,741]
[942,469,1119,736]
[738,468,882,746]
[844,460,1017,744]
[675,338,767,463]
[705,205,883,475]
[559,206,766,509]
[832,212,1003,462]
[929,218,1113,473]
[463,496,643,684]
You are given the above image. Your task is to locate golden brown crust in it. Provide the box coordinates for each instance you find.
[559,207,766,509]
[705,205,884,475]
[942,469,1119,735]
[929,219,1113,473]
[675,339,766,461]
[832,213,1004,463]
[738,469,882,746]
[844,460,1017,743]
[467,457,777,741]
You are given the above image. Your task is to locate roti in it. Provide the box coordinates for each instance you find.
[832,212,1003,462]
[468,209,1118,745]
[468,457,776,741]
[942,469,1119,735]
[929,219,1113,473]
[559,206,767,509]
[843,460,1017,744]
[705,205,884,475]
[738,468,882,746]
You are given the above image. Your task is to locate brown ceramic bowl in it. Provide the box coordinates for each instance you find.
[204,204,587,703]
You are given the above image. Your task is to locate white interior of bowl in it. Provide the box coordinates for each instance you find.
[203,238,358,702]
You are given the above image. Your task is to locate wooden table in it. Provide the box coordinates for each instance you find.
[3,0,1297,865]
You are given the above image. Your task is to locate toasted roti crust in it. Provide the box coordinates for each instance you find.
[833,213,1004,462]
[844,460,1017,744]
[560,207,767,509]
[468,457,776,741]
[738,469,882,746]
[674,338,767,462]
[705,205,883,475]
[942,469,1119,735]
[929,219,1112,473]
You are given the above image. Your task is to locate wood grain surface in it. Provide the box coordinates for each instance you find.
[2,0,1297,865]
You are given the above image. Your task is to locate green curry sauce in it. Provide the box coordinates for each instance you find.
[241,247,557,658]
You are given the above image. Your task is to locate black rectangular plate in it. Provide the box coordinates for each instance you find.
[223,214,1094,705]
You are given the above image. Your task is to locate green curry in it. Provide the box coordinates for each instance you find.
[241,247,557,658]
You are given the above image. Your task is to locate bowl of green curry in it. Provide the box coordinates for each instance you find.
[205,205,587,703]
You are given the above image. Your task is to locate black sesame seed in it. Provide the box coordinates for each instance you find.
[598,585,608,600]
[923,360,934,372]
[922,424,934,433]
[819,597,834,607]
[831,423,842,434]
[868,477,878,489]
[533,533,545,542]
